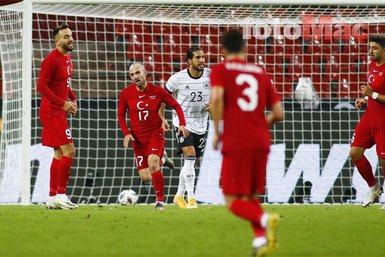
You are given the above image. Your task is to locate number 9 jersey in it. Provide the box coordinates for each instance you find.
[210,59,281,153]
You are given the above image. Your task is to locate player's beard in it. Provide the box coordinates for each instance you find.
[192,63,205,72]
[63,43,74,52]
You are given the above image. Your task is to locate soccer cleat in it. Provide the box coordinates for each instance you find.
[250,244,269,257]
[381,205,385,210]
[45,196,58,210]
[266,213,281,252]
[173,195,187,209]
[162,150,175,169]
[250,237,269,257]
[155,201,165,211]
[54,194,78,210]
[361,184,383,208]
[186,198,198,209]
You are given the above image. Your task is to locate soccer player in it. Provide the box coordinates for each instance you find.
[37,24,78,210]
[118,63,188,210]
[350,34,385,209]
[165,46,211,209]
[210,29,284,257]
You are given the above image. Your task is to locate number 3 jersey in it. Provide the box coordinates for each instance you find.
[210,59,280,153]
[117,83,186,144]
[165,68,211,135]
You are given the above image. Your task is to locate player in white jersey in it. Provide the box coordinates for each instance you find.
[165,46,211,209]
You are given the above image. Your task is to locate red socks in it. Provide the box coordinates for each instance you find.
[49,158,60,196]
[354,156,376,187]
[57,156,73,194]
[229,198,265,237]
[151,170,165,202]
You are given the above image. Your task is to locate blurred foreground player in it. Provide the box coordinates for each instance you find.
[210,29,284,256]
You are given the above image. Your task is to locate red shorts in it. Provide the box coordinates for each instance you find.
[221,149,269,196]
[132,134,164,171]
[351,120,385,159]
[40,115,73,148]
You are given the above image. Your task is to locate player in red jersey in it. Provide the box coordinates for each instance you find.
[350,35,385,209]
[37,24,78,210]
[118,63,188,210]
[210,29,284,257]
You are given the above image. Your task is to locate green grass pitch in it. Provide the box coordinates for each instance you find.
[0,205,384,257]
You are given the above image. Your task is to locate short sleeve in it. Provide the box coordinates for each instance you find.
[165,74,177,93]
[210,64,225,88]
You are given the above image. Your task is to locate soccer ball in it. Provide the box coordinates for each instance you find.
[118,189,138,205]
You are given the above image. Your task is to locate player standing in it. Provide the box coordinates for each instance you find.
[118,63,188,210]
[210,29,284,256]
[165,46,211,209]
[350,35,385,209]
[37,24,78,210]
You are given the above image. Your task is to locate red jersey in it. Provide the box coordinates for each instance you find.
[210,59,280,153]
[118,83,186,144]
[37,48,76,119]
[361,61,385,129]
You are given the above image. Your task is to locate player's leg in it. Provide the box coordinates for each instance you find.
[350,125,380,207]
[55,142,77,209]
[162,150,175,169]
[172,127,189,208]
[181,146,197,209]
[147,136,166,210]
[45,148,62,209]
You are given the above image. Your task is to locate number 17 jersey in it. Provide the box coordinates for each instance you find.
[210,59,280,153]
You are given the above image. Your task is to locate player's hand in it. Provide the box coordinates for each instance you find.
[162,119,170,131]
[212,134,221,150]
[62,101,76,114]
[355,98,367,109]
[70,100,78,117]
[360,85,373,97]
[123,134,135,149]
[177,126,189,138]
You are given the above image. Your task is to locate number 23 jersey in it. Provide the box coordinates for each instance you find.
[210,59,280,153]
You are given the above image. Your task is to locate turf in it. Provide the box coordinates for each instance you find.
[0,205,384,257]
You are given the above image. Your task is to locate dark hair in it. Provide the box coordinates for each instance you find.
[222,29,244,54]
[53,24,69,39]
[369,35,385,48]
[186,46,202,62]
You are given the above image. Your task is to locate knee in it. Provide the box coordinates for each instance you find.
[66,147,76,158]
[148,155,160,172]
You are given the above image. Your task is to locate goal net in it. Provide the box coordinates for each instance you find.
[0,1,385,205]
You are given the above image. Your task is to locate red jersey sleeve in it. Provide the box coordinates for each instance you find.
[37,56,66,107]
[210,64,225,88]
[68,87,76,101]
[117,89,131,136]
[265,74,281,108]
[160,88,186,126]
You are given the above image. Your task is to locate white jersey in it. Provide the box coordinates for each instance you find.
[165,68,211,135]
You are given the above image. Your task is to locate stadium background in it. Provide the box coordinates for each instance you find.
[0,1,384,205]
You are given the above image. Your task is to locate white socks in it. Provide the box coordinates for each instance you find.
[176,157,196,200]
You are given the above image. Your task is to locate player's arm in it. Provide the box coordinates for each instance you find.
[158,103,170,131]
[37,58,73,111]
[360,84,385,104]
[266,101,284,126]
[117,91,135,148]
[210,86,224,150]
[162,90,189,138]
[68,87,78,116]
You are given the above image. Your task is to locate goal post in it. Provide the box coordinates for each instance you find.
[1,1,385,205]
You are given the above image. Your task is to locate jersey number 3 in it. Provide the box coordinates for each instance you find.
[236,74,258,112]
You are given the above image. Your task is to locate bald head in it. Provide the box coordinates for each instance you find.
[129,62,147,90]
